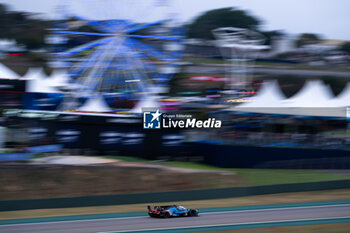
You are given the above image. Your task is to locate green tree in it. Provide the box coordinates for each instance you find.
[296,33,321,47]
[187,7,261,40]
[260,30,284,46]
[0,4,8,15]
[340,41,350,54]
[0,5,49,50]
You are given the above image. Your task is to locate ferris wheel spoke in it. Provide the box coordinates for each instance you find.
[57,37,113,56]
[112,50,149,93]
[97,63,115,92]
[72,13,135,33]
[129,38,183,62]
[125,59,148,83]
[125,19,168,33]
[125,54,153,92]
[125,40,173,83]
[108,19,138,33]
[126,34,181,40]
[101,60,119,90]
[79,41,117,93]
[72,15,110,32]
[56,31,115,37]
[69,44,109,77]
[50,0,185,109]
[126,38,169,61]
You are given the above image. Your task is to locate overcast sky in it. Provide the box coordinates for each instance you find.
[0,0,349,40]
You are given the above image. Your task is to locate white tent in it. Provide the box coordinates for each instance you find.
[0,63,20,79]
[283,80,334,107]
[49,69,70,88]
[77,95,112,112]
[235,80,289,115]
[25,68,60,93]
[237,80,286,108]
[234,80,346,117]
[328,83,350,107]
[25,68,46,92]
[23,67,46,80]
[131,95,160,113]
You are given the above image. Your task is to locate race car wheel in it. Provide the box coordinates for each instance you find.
[163,212,170,218]
[189,210,198,216]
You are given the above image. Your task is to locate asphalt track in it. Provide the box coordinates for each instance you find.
[1,203,350,233]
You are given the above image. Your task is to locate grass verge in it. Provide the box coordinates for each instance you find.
[198,223,350,233]
[1,189,350,220]
[106,157,350,186]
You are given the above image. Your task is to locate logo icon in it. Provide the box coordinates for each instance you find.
[143,109,162,129]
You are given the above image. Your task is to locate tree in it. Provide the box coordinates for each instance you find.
[187,7,261,40]
[0,4,9,15]
[296,33,321,47]
[260,30,285,46]
[340,42,350,54]
[0,5,49,50]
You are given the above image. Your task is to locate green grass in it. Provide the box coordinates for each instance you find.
[328,132,350,137]
[110,156,350,186]
[32,153,46,159]
[232,169,350,186]
[200,223,350,233]
[160,161,350,186]
[3,189,350,220]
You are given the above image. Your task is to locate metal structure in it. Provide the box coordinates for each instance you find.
[212,27,268,91]
[47,0,185,111]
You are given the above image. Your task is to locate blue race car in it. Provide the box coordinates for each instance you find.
[147,205,199,218]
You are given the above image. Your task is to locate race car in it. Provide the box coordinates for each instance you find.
[147,205,199,218]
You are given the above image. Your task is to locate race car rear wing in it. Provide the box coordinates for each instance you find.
[147,205,176,211]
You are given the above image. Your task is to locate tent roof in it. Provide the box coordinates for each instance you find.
[25,68,60,93]
[23,67,46,80]
[283,80,334,107]
[0,63,20,79]
[49,69,70,87]
[78,95,112,113]
[131,96,160,113]
[233,80,346,117]
[328,83,350,107]
[237,80,286,108]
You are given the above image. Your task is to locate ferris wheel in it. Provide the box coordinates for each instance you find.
[47,0,185,110]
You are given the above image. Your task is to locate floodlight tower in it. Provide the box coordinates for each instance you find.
[212,27,268,92]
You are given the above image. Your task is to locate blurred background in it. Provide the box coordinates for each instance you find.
[0,2,350,229]
[0,0,350,164]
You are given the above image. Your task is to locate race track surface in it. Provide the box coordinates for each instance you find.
[1,203,350,233]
